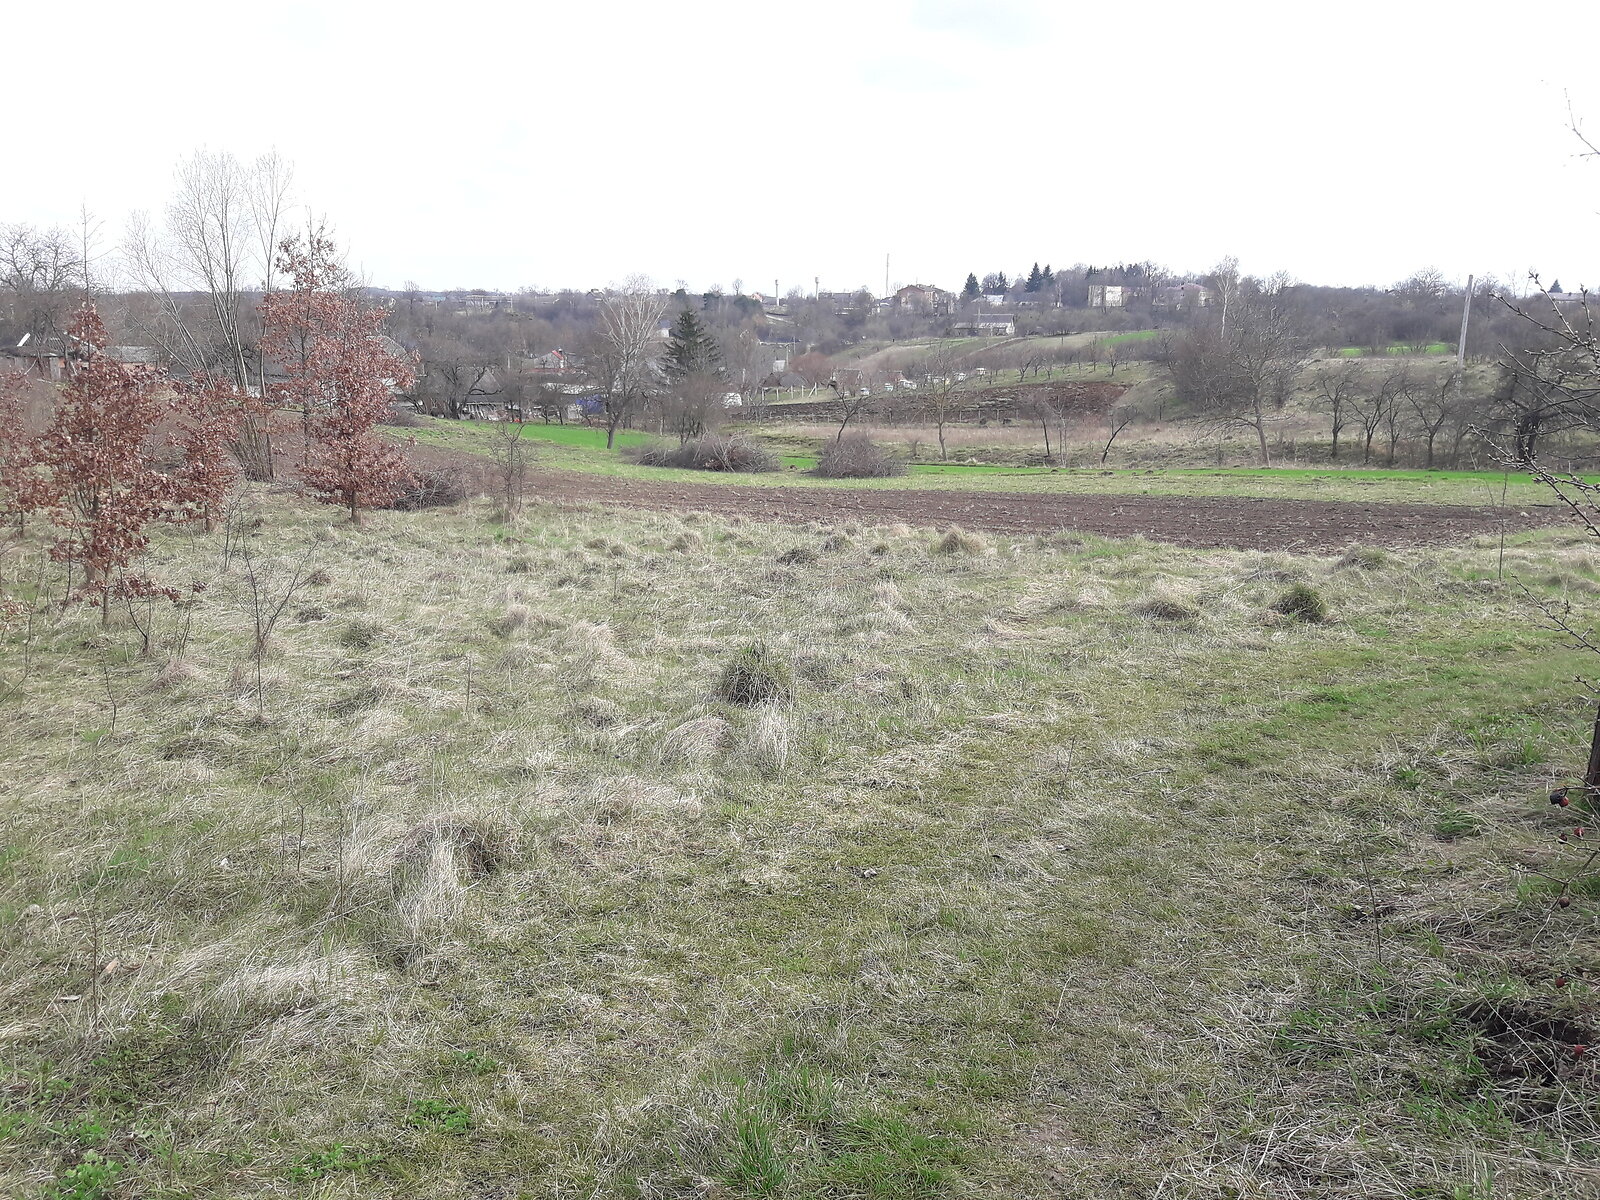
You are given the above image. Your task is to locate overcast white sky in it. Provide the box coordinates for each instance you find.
[7,0,1599,294]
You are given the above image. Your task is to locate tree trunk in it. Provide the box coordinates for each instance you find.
[1584,696,1600,801]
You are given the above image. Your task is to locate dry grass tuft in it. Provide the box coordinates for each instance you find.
[1337,545,1390,571]
[1135,589,1201,622]
[657,714,732,765]
[393,812,511,881]
[933,526,988,555]
[1271,581,1329,623]
[736,704,792,775]
[490,603,532,637]
[572,695,624,727]
[717,644,796,706]
[777,545,820,566]
[152,660,202,689]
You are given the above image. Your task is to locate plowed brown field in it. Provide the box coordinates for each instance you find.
[513,466,1557,552]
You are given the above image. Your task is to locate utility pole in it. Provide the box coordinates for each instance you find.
[1456,273,1474,370]
[1456,273,1474,399]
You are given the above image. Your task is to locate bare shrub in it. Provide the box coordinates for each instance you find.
[380,407,427,428]
[489,423,533,517]
[389,467,468,511]
[815,434,906,479]
[631,436,779,473]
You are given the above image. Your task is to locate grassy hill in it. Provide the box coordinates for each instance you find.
[2,493,1598,1197]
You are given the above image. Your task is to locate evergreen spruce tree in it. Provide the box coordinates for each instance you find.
[1025,262,1043,292]
[962,273,981,301]
[995,271,1009,292]
[664,308,724,381]
[1042,264,1055,287]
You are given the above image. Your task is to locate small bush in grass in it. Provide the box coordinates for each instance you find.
[289,1144,381,1181]
[389,467,468,511]
[815,435,906,479]
[631,436,779,473]
[933,526,987,555]
[1272,582,1328,623]
[49,1151,122,1199]
[406,1099,472,1134]
[718,644,795,706]
[777,546,819,566]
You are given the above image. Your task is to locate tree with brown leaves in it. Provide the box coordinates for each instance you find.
[259,232,415,523]
[20,305,227,606]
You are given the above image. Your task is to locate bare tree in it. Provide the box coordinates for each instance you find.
[657,372,727,443]
[917,347,973,460]
[1310,361,1361,460]
[1345,366,1405,466]
[122,149,298,480]
[832,386,876,442]
[589,276,667,449]
[417,333,499,419]
[1380,365,1413,464]
[1405,366,1463,470]
[246,150,294,296]
[489,422,533,517]
[1170,278,1311,466]
[0,224,84,345]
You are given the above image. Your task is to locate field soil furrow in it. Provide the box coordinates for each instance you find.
[515,464,1554,551]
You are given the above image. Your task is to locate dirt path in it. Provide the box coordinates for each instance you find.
[515,465,1557,552]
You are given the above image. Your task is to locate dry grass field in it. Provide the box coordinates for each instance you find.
[2,491,1599,1198]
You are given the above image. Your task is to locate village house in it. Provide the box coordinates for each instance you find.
[523,348,582,374]
[1153,283,1214,310]
[891,284,956,316]
[952,314,1017,337]
[1087,284,1126,309]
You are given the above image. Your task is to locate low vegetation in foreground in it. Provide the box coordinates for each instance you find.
[2,497,1599,1198]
